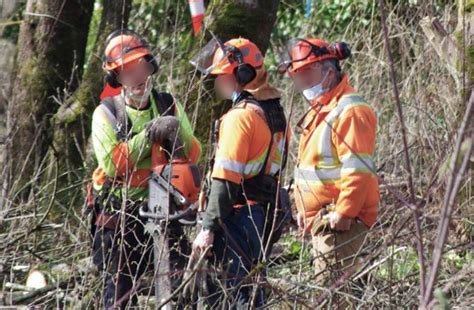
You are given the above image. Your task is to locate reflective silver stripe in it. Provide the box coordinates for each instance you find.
[341,154,376,173]
[214,158,264,176]
[214,158,244,174]
[270,162,281,175]
[294,166,341,182]
[276,136,286,153]
[319,94,367,166]
[243,161,264,175]
[268,138,286,175]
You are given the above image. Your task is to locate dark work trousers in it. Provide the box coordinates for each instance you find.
[92,205,190,309]
[209,204,267,309]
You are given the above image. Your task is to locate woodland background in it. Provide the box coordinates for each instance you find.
[0,0,472,308]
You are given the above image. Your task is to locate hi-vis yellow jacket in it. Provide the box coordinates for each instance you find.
[294,75,379,231]
[91,93,201,200]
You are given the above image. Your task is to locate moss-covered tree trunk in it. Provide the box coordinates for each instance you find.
[50,0,278,176]
[455,0,473,99]
[207,0,279,54]
[185,0,280,157]
[48,0,132,205]
[4,0,94,202]
[420,1,473,96]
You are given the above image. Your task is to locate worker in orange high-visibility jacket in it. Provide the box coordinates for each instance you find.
[191,38,289,308]
[284,38,379,296]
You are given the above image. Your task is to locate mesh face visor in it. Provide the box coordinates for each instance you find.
[277,38,331,74]
[189,37,228,75]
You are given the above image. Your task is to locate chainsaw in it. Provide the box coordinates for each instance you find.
[138,143,201,308]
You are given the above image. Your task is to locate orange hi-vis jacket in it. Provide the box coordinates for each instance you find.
[211,99,287,189]
[294,75,379,231]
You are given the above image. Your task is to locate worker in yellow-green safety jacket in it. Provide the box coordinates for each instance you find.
[89,29,201,309]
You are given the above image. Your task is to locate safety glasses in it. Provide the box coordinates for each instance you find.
[189,37,227,76]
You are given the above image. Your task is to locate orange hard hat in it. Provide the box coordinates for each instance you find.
[210,38,264,75]
[287,38,338,74]
[103,32,152,71]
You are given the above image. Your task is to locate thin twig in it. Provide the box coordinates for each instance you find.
[379,0,426,301]
[423,91,473,306]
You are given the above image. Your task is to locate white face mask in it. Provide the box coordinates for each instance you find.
[123,76,153,104]
[302,70,329,101]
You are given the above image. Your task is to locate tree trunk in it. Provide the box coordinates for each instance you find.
[4,0,94,202]
[51,0,132,180]
[185,0,280,156]
[0,1,21,166]
[420,1,473,95]
[207,0,279,53]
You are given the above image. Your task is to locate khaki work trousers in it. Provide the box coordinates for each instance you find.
[312,220,368,308]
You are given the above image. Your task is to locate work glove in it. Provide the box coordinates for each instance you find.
[192,228,214,258]
[145,116,179,145]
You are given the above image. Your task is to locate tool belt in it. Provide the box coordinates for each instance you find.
[94,212,119,230]
[93,191,122,230]
[85,178,142,231]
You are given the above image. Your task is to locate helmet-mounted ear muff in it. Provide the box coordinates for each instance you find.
[189,32,259,86]
[331,42,351,61]
[209,32,257,87]
[225,45,257,87]
[103,29,159,88]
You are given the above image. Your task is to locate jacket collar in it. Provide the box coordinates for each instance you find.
[245,69,281,101]
[299,74,354,130]
[312,74,352,108]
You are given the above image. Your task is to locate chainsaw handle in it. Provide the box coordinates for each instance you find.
[151,139,185,170]
[139,202,197,223]
[151,144,161,170]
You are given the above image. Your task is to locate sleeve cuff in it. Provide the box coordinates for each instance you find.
[201,215,220,231]
[335,202,360,219]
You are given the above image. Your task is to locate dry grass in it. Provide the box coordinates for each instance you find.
[0,1,472,308]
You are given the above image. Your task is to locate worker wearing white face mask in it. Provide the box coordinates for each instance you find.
[301,69,330,100]
[282,38,380,307]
